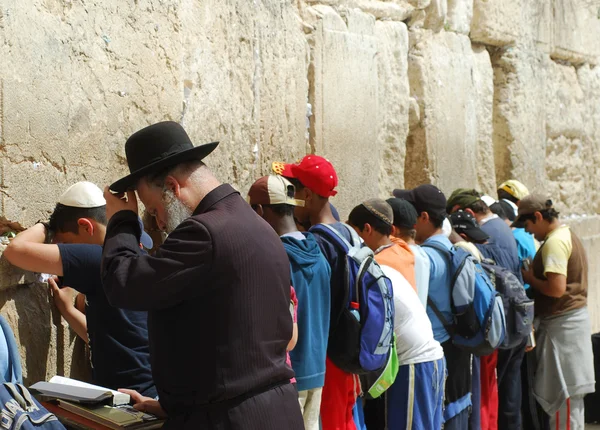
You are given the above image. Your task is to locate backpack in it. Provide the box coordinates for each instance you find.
[0,315,23,385]
[422,242,506,356]
[0,383,64,429]
[310,223,395,374]
[480,260,534,349]
[359,334,399,399]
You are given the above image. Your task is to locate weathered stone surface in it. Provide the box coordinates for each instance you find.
[551,0,600,64]
[471,44,496,195]
[375,21,410,196]
[0,279,91,385]
[446,0,472,35]
[491,47,549,191]
[567,216,600,333]
[406,30,494,194]
[306,6,380,216]
[422,0,447,31]
[471,0,520,46]
[177,0,309,195]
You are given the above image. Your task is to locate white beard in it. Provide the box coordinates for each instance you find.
[162,189,193,233]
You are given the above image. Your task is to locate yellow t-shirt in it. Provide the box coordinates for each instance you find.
[540,226,572,277]
[532,225,588,317]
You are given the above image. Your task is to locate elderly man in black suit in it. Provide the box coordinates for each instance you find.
[102,121,304,430]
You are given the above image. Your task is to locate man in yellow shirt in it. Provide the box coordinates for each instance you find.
[518,195,594,430]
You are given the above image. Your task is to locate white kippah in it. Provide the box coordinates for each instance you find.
[58,182,106,208]
[481,195,496,207]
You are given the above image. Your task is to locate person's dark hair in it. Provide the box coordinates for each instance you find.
[497,189,519,204]
[48,204,107,234]
[397,227,416,240]
[518,208,560,224]
[286,177,305,192]
[489,202,508,221]
[465,200,490,214]
[262,204,295,217]
[348,205,392,236]
[497,199,517,222]
[425,210,446,229]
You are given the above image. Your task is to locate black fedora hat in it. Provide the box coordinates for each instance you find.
[110,121,219,192]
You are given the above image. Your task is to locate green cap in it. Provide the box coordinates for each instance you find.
[446,188,482,213]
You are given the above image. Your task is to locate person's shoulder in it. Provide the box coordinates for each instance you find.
[545,225,572,247]
[57,243,102,258]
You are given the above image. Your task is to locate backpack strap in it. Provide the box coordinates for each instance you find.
[421,241,454,258]
[310,224,352,252]
[4,383,27,410]
[0,316,23,384]
[16,384,36,411]
[422,242,458,334]
[426,297,455,336]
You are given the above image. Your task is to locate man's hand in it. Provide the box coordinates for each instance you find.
[104,187,138,221]
[521,266,534,285]
[118,389,167,419]
[48,276,76,314]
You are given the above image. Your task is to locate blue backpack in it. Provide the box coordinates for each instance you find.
[0,383,64,429]
[422,243,506,356]
[310,223,395,374]
[480,260,534,349]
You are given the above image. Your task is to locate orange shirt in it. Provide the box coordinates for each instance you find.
[375,237,417,292]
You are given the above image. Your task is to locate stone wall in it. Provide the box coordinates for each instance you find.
[0,0,599,381]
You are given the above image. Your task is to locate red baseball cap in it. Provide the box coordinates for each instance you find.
[272,155,338,198]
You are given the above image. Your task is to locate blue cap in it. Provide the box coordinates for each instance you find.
[138,218,154,250]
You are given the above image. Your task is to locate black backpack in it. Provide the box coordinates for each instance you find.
[480,260,534,349]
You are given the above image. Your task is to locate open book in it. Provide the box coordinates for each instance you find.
[30,376,131,406]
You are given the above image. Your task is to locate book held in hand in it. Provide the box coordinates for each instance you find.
[30,376,131,406]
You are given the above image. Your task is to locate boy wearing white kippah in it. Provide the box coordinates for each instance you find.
[4,182,156,397]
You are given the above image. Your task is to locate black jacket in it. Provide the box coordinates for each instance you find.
[101,184,294,416]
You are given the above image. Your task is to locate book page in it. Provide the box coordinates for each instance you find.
[49,376,130,405]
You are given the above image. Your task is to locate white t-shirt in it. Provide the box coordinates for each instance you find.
[382,265,444,365]
[409,244,430,308]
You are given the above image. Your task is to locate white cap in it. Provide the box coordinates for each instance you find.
[480,195,496,207]
[58,182,106,208]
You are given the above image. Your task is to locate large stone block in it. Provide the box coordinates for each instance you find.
[177,0,309,195]
[472,44,496,195]
[305,6,380,216]
[405,30,494,195]
[471,0,520,46]
[551,0,600,65]
[375,21,410,195]
[491,47,549,192]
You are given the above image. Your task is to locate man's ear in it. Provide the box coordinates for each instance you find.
[420,211,430,223]
[364,223,373,236]
[164,175,181,197]
[459,232,469,241]
[449,204,461,214]
[534,211,543,223]
[77,218,94,236]
[465,208,476,217]
[254,204,265,218]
